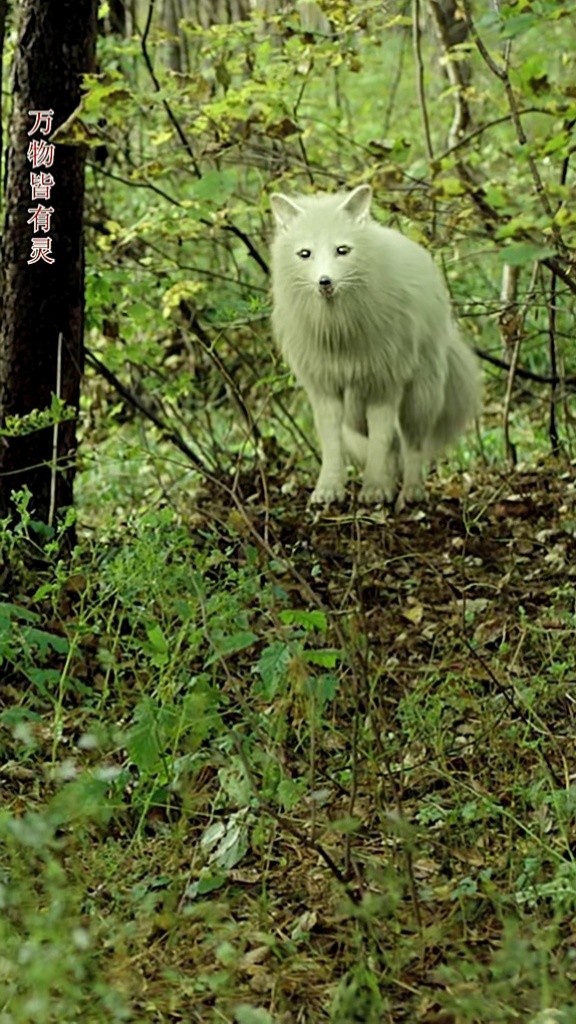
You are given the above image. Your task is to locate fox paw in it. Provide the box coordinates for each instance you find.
[310,483,346,505]
[395,484,427,513]
[359,483,395,506]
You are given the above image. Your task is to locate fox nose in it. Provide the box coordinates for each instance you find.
[318,276,334,295]
[319,276,332,289]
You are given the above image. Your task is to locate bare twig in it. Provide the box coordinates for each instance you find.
[412,0,434,163]
[491,258,541,461]
[541,256,576,295]
[499,264,520,355]
[474,346,576,389]
[404,543,568,791]
[548,118,576,454]
[85,347,209,473]
[437,106,565,163]
[428,0,472,149]
[185,309,262,449]
[548,268,560,455]
[460,0,506,79]
[138,0,202,178]
[48,331,63,528]
[90,160,269,277]
[461,0,561,240]
[232,726,359,891]
[293,63,315,185]
[502,332,521,466]
[383,2,409,134]
[221,222,269,276]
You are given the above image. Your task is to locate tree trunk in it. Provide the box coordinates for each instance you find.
[0,0,9,186]
[165,0,186,74]
[428,0,471,148]
[0,0,97,525]
[109,0,127,35]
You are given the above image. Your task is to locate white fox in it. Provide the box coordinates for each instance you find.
[270,184,481,507]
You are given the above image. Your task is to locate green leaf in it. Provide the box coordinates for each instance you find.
[145,623,168,653]
[126,699,165,774]
[0,601,39,625]
[255,641,292,697]
[48,774,117,827]
[234,1007,274,1024]
[193,169,237,205]
[303,648,341,668]
[499,13,540,39]
[498,243,556,266]
[186,871,227,900]
[279,609,327,631]
[180,683,222,745]
[277,777,306,811]
[207,630,258,663]
[23,627,69,657]
[436,177,466,197]
[200,810,250,869]
[26,668,65,691]
[304,672,339,705]
[143,622,169,667]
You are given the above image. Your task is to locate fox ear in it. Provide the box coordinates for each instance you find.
[339,184,372,224]
[270,193,304,229]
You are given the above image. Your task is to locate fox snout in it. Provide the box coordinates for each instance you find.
[318,275,334,297]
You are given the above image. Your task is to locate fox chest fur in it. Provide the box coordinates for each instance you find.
[270,191,450,403]
[271,291,419,402]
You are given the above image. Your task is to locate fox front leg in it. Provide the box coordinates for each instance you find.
[360,400,401,504]
[308,392,346,504]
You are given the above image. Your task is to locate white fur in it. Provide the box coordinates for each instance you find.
[270,184,481,505]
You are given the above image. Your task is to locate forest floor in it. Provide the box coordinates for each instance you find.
[2,457,576,1023]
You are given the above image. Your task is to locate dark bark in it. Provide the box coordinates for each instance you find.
[0,0,97,523]
[99,0,127,36]
[109,0,127,34]
[190,0,250,27]
[0,0,9,191]
[165,0,185,74]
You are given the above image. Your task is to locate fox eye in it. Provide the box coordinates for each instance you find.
[297,248,312,259]
[336,245,351,256]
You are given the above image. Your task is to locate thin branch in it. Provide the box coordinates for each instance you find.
[84,347,208,472]
[48,332,63,528]
[383,2,409,134]
[541,257,576,295]
[461,0,561,240]
[453,174,576,297]
[499,256,539,462]
[293,62,315,185]
[502,331,521,466]
[88,164,269,278]
[428,0,472,149]
[548,118,575,453]
[184,308,262,448]
[548,268,560,455]
[138,0,202,178]
[474,345,576,389]
[88,161,182,206]
[221,222,269,276]
[460,0,505,79]
[412,0,434,162]
[558,119,576,190]
[411,546,567,791]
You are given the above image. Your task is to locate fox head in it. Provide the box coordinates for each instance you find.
[270,185,373,299]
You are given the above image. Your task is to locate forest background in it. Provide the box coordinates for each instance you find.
[1,1,576,1022]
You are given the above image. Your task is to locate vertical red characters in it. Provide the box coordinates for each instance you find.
[27,108,56,264]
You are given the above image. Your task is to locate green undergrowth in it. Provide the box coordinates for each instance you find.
[2,445,576,1023]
